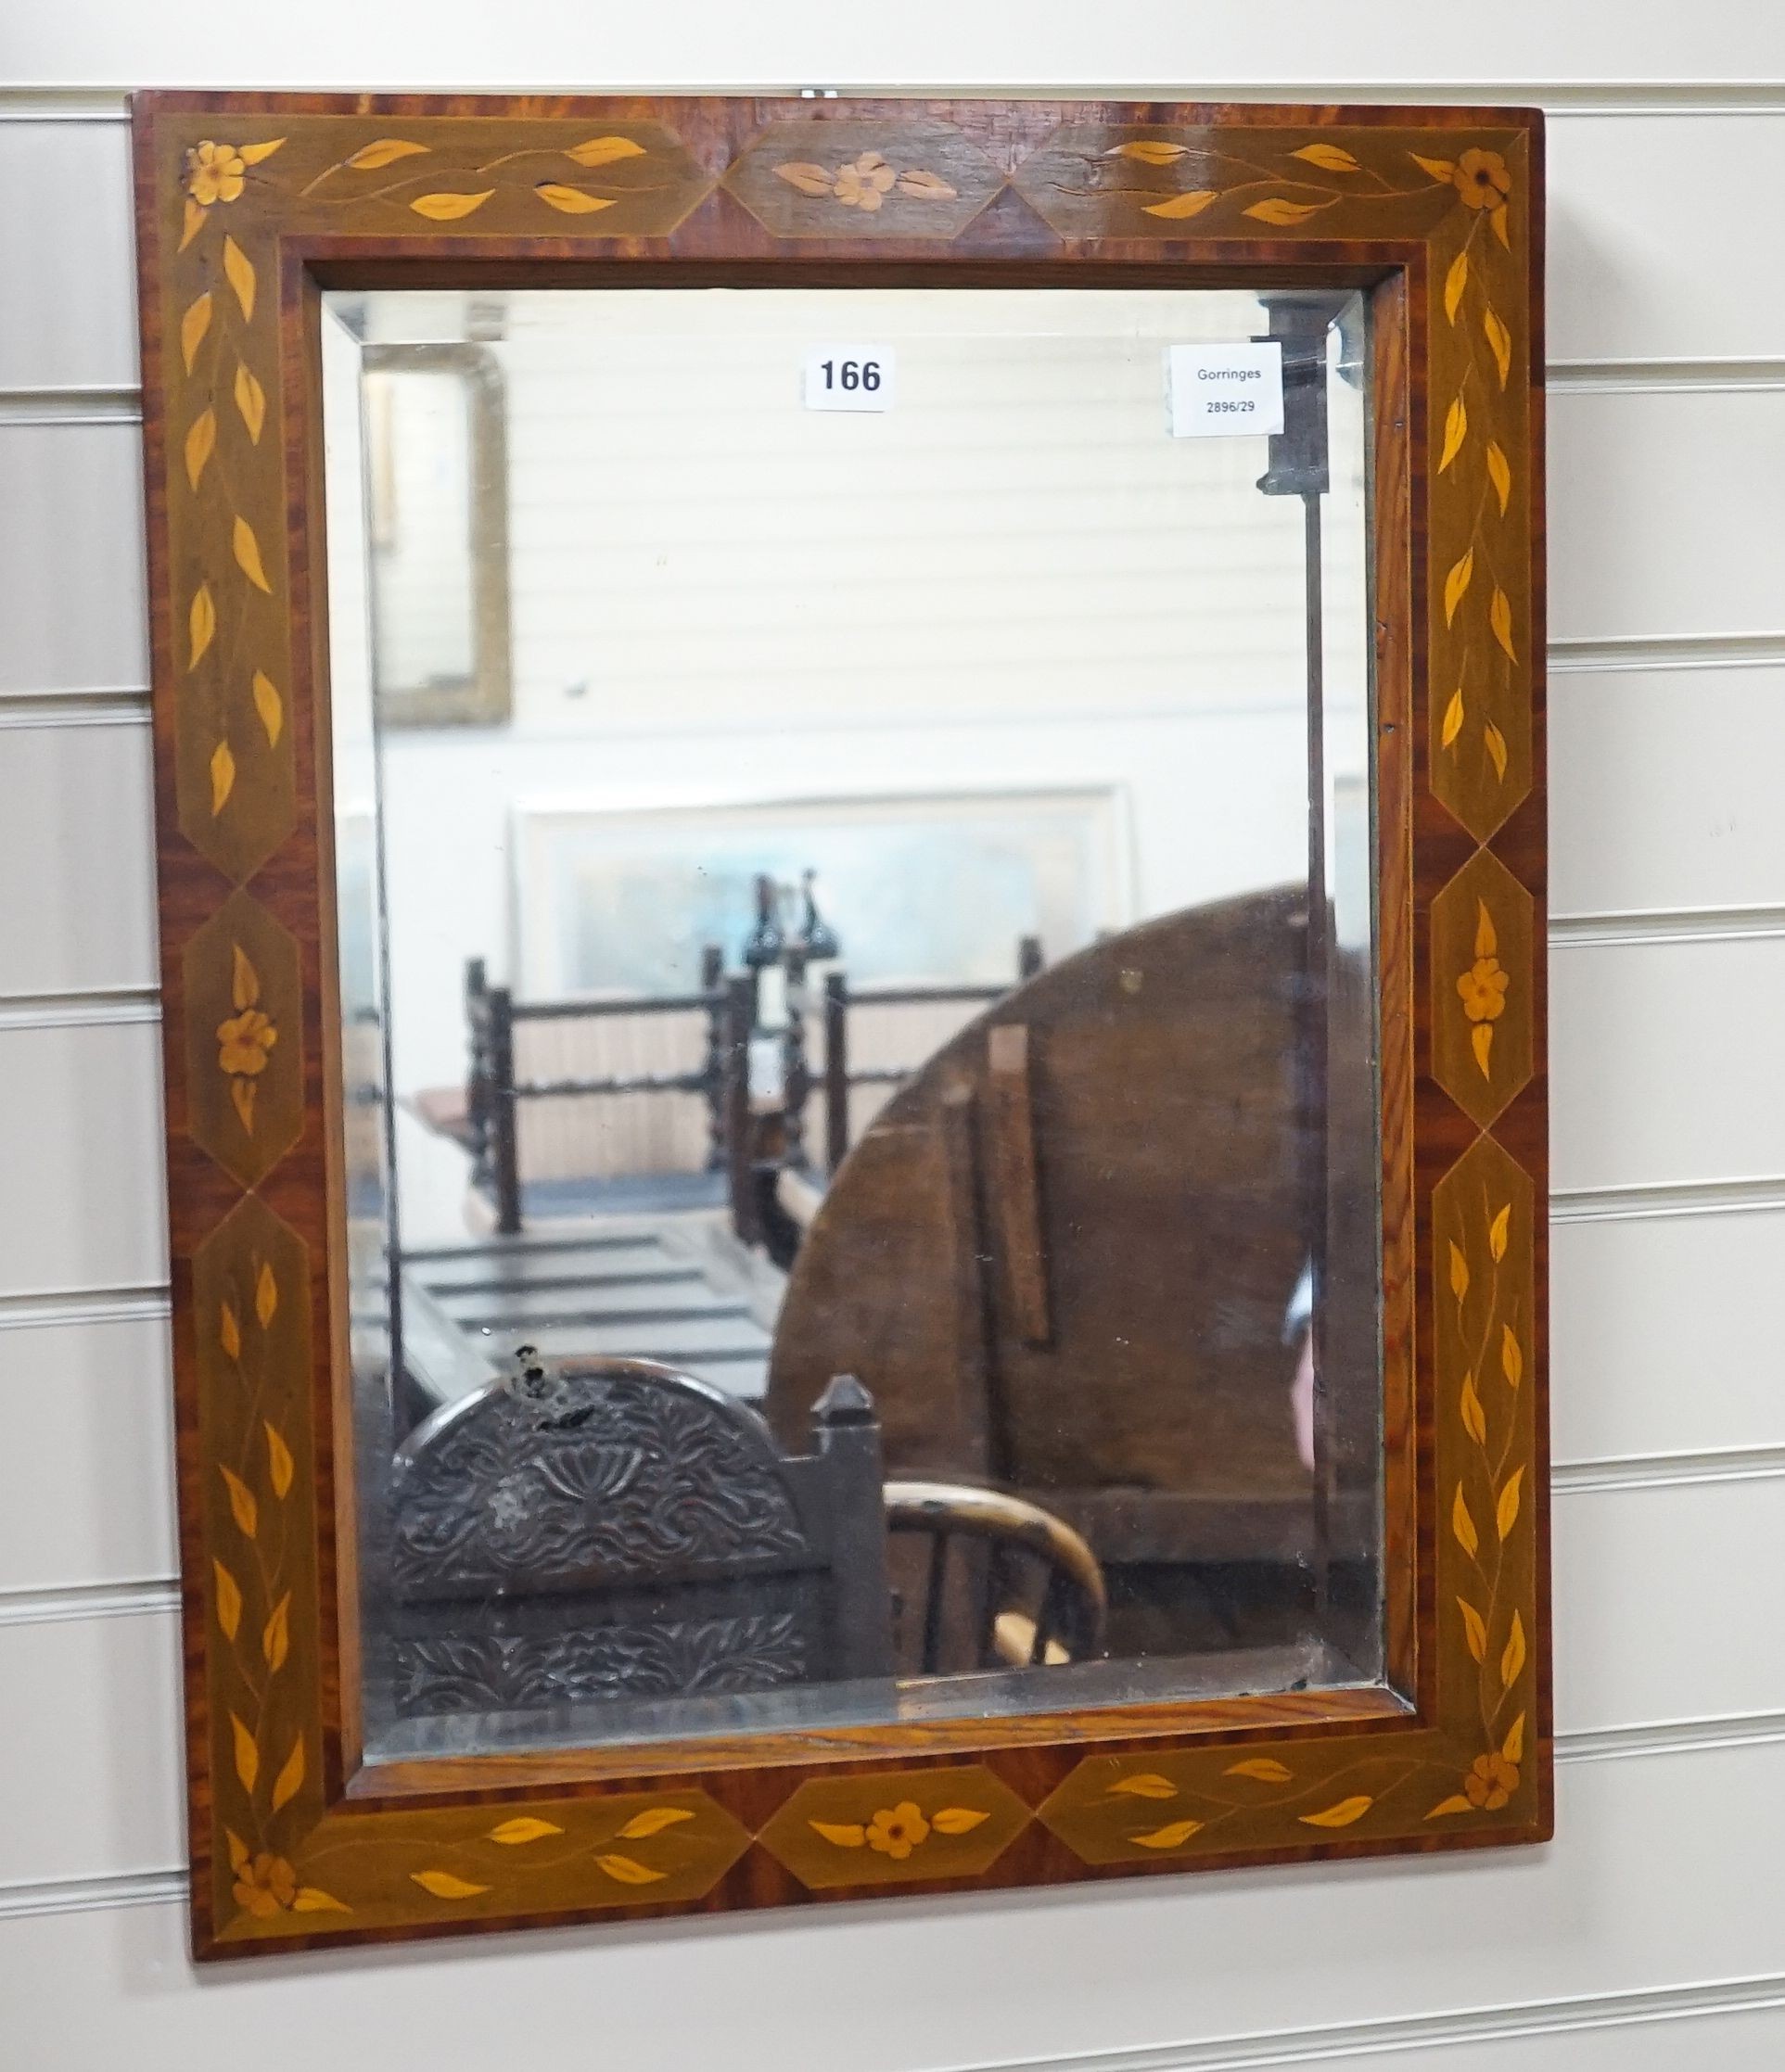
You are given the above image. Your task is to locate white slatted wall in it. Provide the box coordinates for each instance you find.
[4,15,1785,2066]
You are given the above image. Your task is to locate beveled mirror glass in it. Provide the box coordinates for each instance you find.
[323,282,1384,1760]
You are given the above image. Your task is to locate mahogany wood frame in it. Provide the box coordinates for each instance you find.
[134,92,1549,1959]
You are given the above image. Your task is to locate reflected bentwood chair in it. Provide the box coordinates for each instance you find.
[377,1358,894,1722]
[884,1480,1108,1674]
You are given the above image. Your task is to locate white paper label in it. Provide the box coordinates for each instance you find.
[1167,342,1284,438]
[802,346,896,412]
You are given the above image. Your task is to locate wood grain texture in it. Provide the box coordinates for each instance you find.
[132,91,1548,1958]
[983,1023,1052,1349]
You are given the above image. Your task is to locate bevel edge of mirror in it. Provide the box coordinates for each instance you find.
[345,1681,1414,1799]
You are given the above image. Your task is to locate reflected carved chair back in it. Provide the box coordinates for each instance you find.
[376,1360,894,1722]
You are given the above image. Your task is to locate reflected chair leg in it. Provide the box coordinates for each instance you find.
[921,1532,950,1676]
[486,984,522,1236]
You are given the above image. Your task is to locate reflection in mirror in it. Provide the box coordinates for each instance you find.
[321,285,1383,1762]
[362,343,512,726]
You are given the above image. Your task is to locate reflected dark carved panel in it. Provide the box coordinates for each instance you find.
[378,1361,894,1724]
[391,1363,809,1595]
[394,1611,808,1713]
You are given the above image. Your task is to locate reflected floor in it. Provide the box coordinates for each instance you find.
[402,1213,784,1409]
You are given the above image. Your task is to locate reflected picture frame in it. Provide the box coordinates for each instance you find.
[134,91,1549,1958]
[359,339,514,727]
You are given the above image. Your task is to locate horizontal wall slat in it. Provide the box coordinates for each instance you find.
[1550,1474,1785,1735]
[0,423,147,695]
[8,10,1785,86]
[1218,1996,1785,2072]
[1549,387,1785,645]
[1550,934,1785,1193]
[1546,114,1785,363]
[0,1741,1782,2072]
[0,1606,184,1889]
[0,1314,176,1596]
[1550,664,1785,919]
[0,718,158,998]
[1551,1205,1785,1464]
[0,122,135,393]
[6,1467,1782,1887]
[0,1023,167,1298]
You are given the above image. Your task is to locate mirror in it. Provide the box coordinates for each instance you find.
[322,283,1383,1761]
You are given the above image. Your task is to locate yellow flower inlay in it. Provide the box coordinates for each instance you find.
[1456,956,1509,1024]
[1454,148,1511,212]
[187,140,248,208]
[232,1850,297,1918]
[1463,1752,1519,1810]
[864,1801,931,1860]
[218,1007,277,1076]
[833,152,898,212]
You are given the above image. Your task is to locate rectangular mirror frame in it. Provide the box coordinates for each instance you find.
[134,90,1548,1958]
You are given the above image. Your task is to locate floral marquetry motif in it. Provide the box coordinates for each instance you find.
[182,889,304,1187]
[1038,1746,1474,1866]
[171,139,297,883]
[757,1766,1031,1888]
[1424,134,1533,843]
[190,1193,322,1934]
[1430,847,1535,1131]
[1429,1131,1539,1824]
[218,1790,754,1942]
[287,121,712,232]
[1010,124,1471,239]
[723,121,1005,239]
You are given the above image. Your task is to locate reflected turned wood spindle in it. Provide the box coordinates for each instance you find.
[699,941,727,1170]
[781,940,810,1172]
[822,970,849,1174]
[724,972,762,1247]
[742,870,784,1029]
[485,981,523,1236]
[463,956,493,1192]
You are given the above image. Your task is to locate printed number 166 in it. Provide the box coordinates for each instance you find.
[820,359,881,392]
